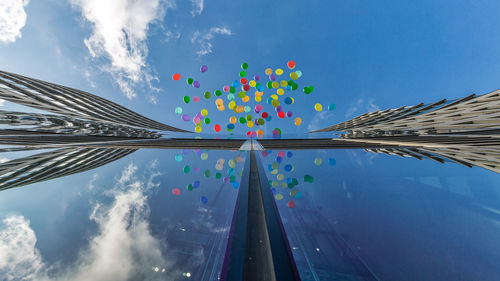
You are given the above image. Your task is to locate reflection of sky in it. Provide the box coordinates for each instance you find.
[0,149,244,280]
[261,149,500,280]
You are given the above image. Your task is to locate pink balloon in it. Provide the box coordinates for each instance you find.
[193,96,201,102]
[223,85,230,92]
[254,104,263,113]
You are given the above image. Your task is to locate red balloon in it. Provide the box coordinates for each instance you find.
[278,111,285,118]
[172,188,181,195]
[246,131,252,137]
[242,84,250,91]
[287,201,295,208]
[287,61,295,69]
[240,78,247,85]
[261,112,268,118]
[172,73,181,80]
[214,124,221,132]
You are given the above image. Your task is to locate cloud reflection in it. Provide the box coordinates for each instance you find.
[0,162,171,281]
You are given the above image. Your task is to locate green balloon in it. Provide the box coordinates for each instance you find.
[204,170,211,178]
[241,62,249,70]
[239,117,246,124]
[183,96,190,103]
[291,83,298,91]
[230,86,236,93]
[204,118,211,124]
[239,71,247,78]
[215,172,222,179]
[183,165,190,173]
[237,91,246,98]
[267,81,273,89]
[304,174,314,183]
[230,175,236,182]
[187,78,194,85]
[287,80,294,86]
[187,183,194,191]
[204,91,211,99]
[215,90,222,96]
[246,115,252,121]
[257,118,265,125]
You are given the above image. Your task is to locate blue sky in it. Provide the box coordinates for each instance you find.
[2,1,500,280]
[3,0,500,135]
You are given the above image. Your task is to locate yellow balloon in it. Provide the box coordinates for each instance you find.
[228,100,236,109]
[277,174,284,181]
[201,109,208,116]
[265,68,273,75]
[247,120,254,128]
[217,105,225,111]
[294,117,302,126]
[215,98,223,106]
[271,94,278,100]
[272,99,280,107]
[249,80,256,87]
[255,96,262,102]
[290,72,298,80]
[195,126,202,133]
[275,194,284,200]
[281,182,287,188]
[314,103,323,111]
[230,116,237,124]
[291,97,295,104]
[280,80,287,87]
[271,169,278,175]
[242,95,250,102]
[275,68,283,75]
[276,88,284,95]
[255,91,263,97]
[272,81,279,88]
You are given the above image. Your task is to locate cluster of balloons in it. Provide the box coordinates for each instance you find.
[172,60,331,135]
[261,151,338,208]
[171,150,245,204]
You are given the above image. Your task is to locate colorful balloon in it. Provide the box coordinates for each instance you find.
[254,75,260,81]
[193,96,201,102]
[172,188,181,195]
[183,165,190,173]
[239,71,246,77]
[314,157,323,166]
[328,103,336,111]
[287,60,296,69]
[175,107,183,115]
[187,78,194,85]
[287,201,296,208]
[182,114,190,121]
[314,103,323,111]
[183,96,190,103]
[173,73,181,80]
[294,117,302,126]
[200,65,208,72]
[204,91,211,99]
[214,124,221,132]
[201,196,208,204]
[241,62,249,70]
[175,154,183,162]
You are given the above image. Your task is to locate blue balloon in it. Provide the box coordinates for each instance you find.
[175,154,183,162]
[267,97,273,104]
[193,180,200,188]
[232,80,240,88]
[328,158,336,166]
[227,124,235,130]
[287,151,293,158]
[284,97,293,104]
[276,156,283,163]
[232,181,240,189]
[257,85,264,91]
[201,196,208,204]
[284,164,292,172]
[267,164,273,171]
[271,188,277,195]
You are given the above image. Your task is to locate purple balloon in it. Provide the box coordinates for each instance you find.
[223,177,230,183]
[269,74,276,81]
[254,75,260,81]
[193,80,200,88]
[182,114,190,121]
[200,65,208,72]
[275,106,282,113]
[286,111,293,117]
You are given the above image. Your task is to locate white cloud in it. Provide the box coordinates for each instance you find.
[163,29,180,42]
[307,110,334,132]
[0,215,44,281]
[345,97,380,118]
[191,27,232,56]
[0,0,29,44]
[0,162,172,281]
[71,0,170,99]
[0,99,5,106]
[190,0,204,16]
